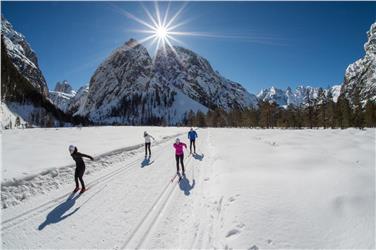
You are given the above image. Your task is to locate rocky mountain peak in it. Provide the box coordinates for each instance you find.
[54,80,73,94]
[1,15,49,97]
[342,22,376,106]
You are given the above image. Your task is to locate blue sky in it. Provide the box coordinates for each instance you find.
[2,1,375,94]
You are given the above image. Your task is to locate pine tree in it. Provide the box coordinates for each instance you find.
[15,116,20,128]
[352,88,364,129]
[364,101,376,127]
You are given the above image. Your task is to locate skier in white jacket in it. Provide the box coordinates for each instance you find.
[144,131,155,157]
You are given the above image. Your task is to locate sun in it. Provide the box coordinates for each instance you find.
[155,25,168,40]
[119,2,190,57]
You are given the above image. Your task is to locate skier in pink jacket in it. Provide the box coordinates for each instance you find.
[173,138,187,175]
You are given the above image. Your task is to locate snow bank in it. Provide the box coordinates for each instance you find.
[1,126,187,181]
[1,132,183,209]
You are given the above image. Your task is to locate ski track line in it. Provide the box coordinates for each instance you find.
[1,156,142,231]
[136,155,195,249]
[2,135,179,230]
[191,129,213,249]
[145,135,204,249]
[120,155,194,250]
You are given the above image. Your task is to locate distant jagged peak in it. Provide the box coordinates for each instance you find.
[124,38,141,49]
[54,80,73,94]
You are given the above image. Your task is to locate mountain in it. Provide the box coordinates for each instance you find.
[153,46,258,110]
[341,22,376,106]
[1,15,49,97]
[48,80,76,112]
[1,16,88,128]
[257,85,341,108]
[66,84,89,115]
[76,39,257,125]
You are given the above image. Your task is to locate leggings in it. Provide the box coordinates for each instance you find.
[145,143,151,155]
[75,166,85,189]
[175,154,185,173]
[190,140,196,153]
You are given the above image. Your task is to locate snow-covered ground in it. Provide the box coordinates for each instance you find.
[1,128,375,249]
[1,126,186,181]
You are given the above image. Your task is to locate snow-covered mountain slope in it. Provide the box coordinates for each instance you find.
[153,46,258,110]
[48,81,76,112]
[67,84,89,115]
[257,85,341,107]
[77,39,256,124]
[1,19,86,128]
[341,22,376,105]
[1,15,49,97]
[0,102,28,129]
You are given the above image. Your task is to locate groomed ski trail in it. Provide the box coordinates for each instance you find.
[2,131,209,249]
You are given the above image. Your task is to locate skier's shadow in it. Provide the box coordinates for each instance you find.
[193,153,204,161]
[38,193,80,230]
[141,156,154,168]
[179,175,195,196]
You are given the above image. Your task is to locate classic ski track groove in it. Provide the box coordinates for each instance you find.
[2,135,179,230]
[121,155,193,250]
[139,154,197,249]
[136,155,194,249]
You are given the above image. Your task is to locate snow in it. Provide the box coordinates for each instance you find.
[1,126,187,181]
[1,128,374,249]
[0,102,28,129]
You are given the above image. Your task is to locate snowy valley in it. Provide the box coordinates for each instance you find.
[1,4,376,250]
[1,127,374,249]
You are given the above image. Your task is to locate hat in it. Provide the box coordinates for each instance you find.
[69,145,76,154]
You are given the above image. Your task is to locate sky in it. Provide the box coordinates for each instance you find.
[2,1,375,94]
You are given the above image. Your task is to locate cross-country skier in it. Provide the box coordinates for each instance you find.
[69,145,93,194]
[188,128,198,154]
[173,138,187,175]
[144,131,155,157]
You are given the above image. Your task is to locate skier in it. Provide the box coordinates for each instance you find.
[188,128,198,154]
[173,138,187,175]
[69,145,94,194]
[144,131,155,157]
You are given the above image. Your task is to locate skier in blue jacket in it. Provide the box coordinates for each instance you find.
[188,128,198,154]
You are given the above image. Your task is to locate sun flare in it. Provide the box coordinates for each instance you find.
[155,25,168,39]
[118,2,191,57]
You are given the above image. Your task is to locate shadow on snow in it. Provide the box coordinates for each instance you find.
[141,156,154,168]
[193,153,204,161]
[179,175,195,196]
[38,193,80,230]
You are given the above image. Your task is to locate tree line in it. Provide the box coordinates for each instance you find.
[183,97,376,129]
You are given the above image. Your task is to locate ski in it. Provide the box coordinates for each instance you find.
[170,173,178,182]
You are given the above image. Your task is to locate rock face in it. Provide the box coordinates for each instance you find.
[341,22,376,105]
[1,15,49,97]
[153,46,258,110]
[67,84,89,115]
[1,16,86,128]
[48,81,76,113]
[77,39,258,124]
[257,85,341,108]
[54,80,73,94]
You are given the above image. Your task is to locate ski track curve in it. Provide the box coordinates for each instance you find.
[1,131,205,249]
[1,133,182,232]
